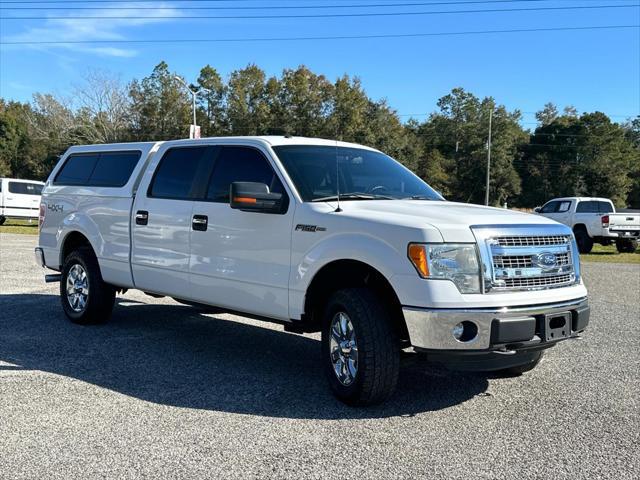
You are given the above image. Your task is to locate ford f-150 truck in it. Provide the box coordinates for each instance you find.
[535,197,639,254]
[35,137,590,405]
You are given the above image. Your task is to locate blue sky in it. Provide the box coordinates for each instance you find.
[0,0,639,127]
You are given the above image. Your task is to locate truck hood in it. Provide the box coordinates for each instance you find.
[331,200,560,242]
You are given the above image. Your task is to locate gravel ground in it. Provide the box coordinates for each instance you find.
[0,233,638,479]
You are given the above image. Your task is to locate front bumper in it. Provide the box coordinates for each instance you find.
[404,297,589,351]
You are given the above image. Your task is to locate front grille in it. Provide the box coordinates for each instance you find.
[486,234,575,292]
[496,235,570,247]
[500,274,574,289]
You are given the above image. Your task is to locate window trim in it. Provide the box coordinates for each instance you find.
[146,145,217,202]
[53,150,142,188]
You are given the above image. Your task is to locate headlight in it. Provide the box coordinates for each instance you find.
[408,243,481,294]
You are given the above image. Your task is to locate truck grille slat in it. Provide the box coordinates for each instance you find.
[496,235,570,247]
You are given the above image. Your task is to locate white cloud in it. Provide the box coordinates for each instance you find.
[4,2,182,58]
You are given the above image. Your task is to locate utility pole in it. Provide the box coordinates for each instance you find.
[484,106,493,206]
[174,76,210,139]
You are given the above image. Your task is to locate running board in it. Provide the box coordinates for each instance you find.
[45,274,62,283]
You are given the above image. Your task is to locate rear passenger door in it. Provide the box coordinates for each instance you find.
[574,201,601,235]
[189,145,294,320]
[131,146,213,299]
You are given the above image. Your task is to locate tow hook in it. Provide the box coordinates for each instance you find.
[493,348,517,355]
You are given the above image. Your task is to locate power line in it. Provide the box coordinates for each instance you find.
[0,1,594,11]
[2,24,636,45]
[1,3,637,20]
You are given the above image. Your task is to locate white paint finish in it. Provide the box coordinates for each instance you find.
[188,201,294,320]
[130,197,194,299]
[0,178,44,219]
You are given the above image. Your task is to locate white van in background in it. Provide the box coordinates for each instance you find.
[0,178,45,225]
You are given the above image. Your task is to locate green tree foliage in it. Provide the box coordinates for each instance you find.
[519,112,639,207]
[1,62,637,208]
[129,61,191,140]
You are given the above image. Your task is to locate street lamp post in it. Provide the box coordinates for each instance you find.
[174,76,210,139]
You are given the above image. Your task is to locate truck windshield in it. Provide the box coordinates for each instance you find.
[273,145,443,202]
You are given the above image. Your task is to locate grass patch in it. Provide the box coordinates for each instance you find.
[581,243,640,264]
[0,218,39,235]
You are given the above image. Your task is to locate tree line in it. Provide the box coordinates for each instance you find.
[1,62,638,207]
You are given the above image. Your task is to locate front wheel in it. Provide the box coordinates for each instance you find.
[61,247,115,324]
[616,238,638,253]
[321,288,399,406]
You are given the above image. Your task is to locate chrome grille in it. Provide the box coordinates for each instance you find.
[501,274,573,289]
[487,234,575,291]
[496,235,571,247]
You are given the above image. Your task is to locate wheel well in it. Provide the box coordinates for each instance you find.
[60,231,93,266]
[302,260,409,345]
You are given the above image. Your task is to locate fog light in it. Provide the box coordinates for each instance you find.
[452,321,478,343]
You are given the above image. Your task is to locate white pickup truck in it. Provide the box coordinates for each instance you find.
[0,177,45,225]
[36,137,590,405]
[535,197,640,254]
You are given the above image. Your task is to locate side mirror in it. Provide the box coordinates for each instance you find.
[533,207,541,213]
[230,182,285,214]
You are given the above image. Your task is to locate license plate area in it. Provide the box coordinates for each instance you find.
[544,312,571,341]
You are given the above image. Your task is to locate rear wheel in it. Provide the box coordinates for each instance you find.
[321,288,399,406]
[61,247,115,324]
[574,228,593,254]
[616,238,638,253]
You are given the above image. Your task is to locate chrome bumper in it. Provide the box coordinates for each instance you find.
[404,297,589,351]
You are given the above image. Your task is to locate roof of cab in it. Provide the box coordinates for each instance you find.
[161,136,380,151]
[62,136,379,155]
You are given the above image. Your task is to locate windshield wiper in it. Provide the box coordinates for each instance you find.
[403,195,440,200]
[312,193,394,202]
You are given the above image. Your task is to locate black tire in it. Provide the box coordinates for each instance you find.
[0,216,6,226]
[616,238,638,253]
[60,246,115,324]
[321,288,400,406]
[497,351,544,376]
[574,228,593,254]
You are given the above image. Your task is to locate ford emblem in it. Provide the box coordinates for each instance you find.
[533,252,558,270]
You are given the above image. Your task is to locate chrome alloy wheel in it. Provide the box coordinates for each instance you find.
[329,312,359,386]
[66,264,89,312]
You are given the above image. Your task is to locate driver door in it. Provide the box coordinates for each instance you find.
[188,145,295,320]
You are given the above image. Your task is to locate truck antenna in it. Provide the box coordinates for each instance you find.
[334,138,342,213]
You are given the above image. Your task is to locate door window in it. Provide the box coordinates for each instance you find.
[540,201,559,213]
[149,147,212,200]
[597,202,613,213]
[576,201,598,213]
[8,182,43,195]
[557,201,572,213]
[206,146,284,203]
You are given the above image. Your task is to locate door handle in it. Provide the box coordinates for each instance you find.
[192,214,208,231]
[135,210,149,226]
